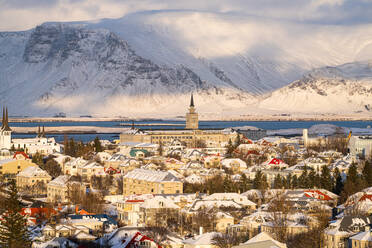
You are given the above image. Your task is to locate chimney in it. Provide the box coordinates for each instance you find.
[199,226,203,235]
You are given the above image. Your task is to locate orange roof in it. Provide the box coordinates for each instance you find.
[21,207,57,217]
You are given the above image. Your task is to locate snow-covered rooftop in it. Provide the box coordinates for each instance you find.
[124,168,181,182]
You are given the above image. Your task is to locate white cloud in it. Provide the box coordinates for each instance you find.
[0,0,371,31]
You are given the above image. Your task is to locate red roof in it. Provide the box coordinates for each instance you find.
[125,232,162,248]
[13,151,29,159]
[268,158,284,165]
[126,200,144,203]
[104,167,120,174]
[359,194,372,202]
[304,190,333,201]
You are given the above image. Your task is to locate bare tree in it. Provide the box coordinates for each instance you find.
[267,191,291,242]
[212,233,242,248]
[143,226,169,247]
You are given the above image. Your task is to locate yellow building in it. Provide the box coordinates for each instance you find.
[117,199,144,226]
[120,95,237,148]
[47,175,85,203]
[123,168,183,196]
[0,154,37,179]
[215,212,235,233]
[350,228,372,248]
[47,175,71,203]
[16,166,51,194]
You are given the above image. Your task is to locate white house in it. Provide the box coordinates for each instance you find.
[12,137,61,155]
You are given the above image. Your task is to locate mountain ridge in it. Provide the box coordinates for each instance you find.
[0,11,372,117]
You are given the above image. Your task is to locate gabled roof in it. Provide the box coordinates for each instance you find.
[124,169,181,182]
[48,175,71,187]
[183,232,219,245]
[73,230,97,240]
[243,232,287,248]
[17,166,51,178]
[337,216,372,232]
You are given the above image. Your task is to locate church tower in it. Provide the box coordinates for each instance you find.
[0,107,12,149]
[186,94,199,129]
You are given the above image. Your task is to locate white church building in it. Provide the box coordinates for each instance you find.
[0,108,61,155]
[0,107,12,150]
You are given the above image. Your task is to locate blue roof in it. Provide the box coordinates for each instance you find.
[69,214,117,226]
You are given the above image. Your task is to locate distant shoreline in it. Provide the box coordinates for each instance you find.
[6,116,372,123]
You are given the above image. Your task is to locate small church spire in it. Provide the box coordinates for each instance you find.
[190,93,195,108]
[2,107,11,131]
[1,107,4,129]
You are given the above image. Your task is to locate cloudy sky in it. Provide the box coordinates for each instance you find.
[0,0,372,31]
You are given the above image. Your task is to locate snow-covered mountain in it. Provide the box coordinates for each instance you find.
[259,61,372,114]
[0,22,252,117]
[1,10,372,117]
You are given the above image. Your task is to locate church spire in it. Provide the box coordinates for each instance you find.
[42,126,45,137]
[3,107,11,131]
[1,107,4,130]
[190,93,195,108]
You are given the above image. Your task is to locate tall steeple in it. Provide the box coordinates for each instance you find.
[186,93,198,130]
[1,107,4,130]
[3,107,11,131]
[190,93,195,108]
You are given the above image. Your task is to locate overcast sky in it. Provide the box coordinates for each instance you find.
[1,0,372,31]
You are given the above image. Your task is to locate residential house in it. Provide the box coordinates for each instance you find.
[324,216,372,248]
[47,175,84,203]
[232,232,287,248]
[117,199,144,226]
[0,154,37,180]
[183,232,219,248]
[140,196,180,227]
[16,166,51,195]
[221,158,247,173]
[77,161,105,180]
[123,169,183,196]
[349,226,372,248]
[215,212,234,233]
[63,157,88,176]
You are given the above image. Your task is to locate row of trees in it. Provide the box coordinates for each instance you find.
[63,136,102,158]
[31,153,62,178]
[67,183,104,214]
[184,173,251,194]
[184,161,372,205]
